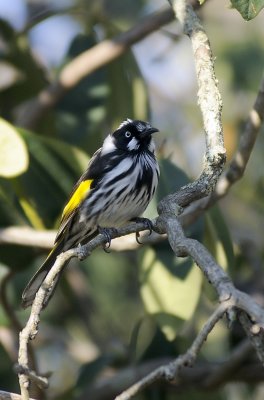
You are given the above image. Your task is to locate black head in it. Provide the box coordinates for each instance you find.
[110,119,159,153]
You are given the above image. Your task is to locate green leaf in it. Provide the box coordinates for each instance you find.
[230,0,264,20]
[140,245,202,341]
[0,118,29,178]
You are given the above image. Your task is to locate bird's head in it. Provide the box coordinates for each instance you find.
[102,119,159,154]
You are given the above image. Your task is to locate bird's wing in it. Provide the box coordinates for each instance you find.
[55,147,103,243]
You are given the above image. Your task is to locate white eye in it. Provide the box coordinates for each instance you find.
[125,131,131,138]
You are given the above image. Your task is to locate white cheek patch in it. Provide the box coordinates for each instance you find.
[127,137,139,151]
[101,135,116,155]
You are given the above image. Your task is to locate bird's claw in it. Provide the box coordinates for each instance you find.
[132,218,153,244]
[98,227,117,253]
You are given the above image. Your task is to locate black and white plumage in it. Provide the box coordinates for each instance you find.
[22,119,160,308]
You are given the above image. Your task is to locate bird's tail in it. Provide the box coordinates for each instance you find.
[22,240,68,309]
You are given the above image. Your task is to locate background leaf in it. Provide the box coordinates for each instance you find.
[140,245,203,340]
[0,118,29,178]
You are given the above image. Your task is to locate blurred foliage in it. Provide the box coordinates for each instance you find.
[0,1,264,400]
[0,118,29,178]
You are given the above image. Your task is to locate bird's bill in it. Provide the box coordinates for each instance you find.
[141,126,159,139]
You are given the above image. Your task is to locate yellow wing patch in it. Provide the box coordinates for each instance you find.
[62,179,93,220]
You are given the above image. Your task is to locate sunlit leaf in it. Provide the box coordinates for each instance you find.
[0,118,29,178]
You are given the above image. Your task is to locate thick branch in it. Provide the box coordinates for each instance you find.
[158,0,225,214]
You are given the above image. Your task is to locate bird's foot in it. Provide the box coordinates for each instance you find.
[130,217,153,244]
[98,226,118,253]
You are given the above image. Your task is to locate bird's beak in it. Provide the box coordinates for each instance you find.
[141,126,159,139]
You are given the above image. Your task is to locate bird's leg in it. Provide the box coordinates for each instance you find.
[130,217,153,244]
[98,226,118,253]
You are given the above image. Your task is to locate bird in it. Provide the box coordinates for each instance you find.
[22,119,160,308]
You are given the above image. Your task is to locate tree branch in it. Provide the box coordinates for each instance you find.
[157,0,225,215]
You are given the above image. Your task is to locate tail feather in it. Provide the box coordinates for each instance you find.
[22,241,66,309]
